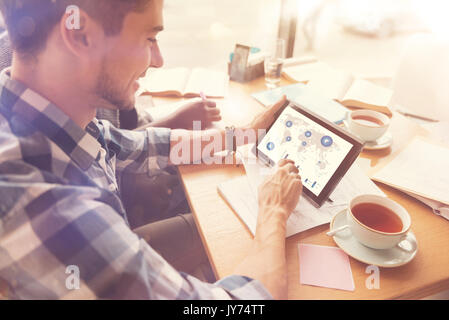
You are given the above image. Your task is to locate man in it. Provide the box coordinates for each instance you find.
[0,0,303,300]
[0,29,214,226]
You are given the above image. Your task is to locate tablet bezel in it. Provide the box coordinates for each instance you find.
[254,100,364,207]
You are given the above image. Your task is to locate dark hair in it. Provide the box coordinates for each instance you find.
[0,0,150,56]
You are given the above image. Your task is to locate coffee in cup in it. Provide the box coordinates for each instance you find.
[347,110,390,142]
[347,195,417,251]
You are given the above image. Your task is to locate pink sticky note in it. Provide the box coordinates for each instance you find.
[298,244,355,292]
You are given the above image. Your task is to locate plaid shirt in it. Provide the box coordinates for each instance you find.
[0,70,272,300]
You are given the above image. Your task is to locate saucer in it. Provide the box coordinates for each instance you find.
[330,209,418,268]
[342,121,393,150]
[363,132,393,151]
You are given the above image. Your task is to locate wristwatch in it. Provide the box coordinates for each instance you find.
[225,126,236,154]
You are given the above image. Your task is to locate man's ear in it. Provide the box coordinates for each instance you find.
[59,8,105,59]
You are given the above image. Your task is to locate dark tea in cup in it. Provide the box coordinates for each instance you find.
[351,115,384,127]
[351,202,403,233]
[347,195,414,250]
[347,110,390,141]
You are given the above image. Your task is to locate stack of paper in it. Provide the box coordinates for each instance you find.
[217,145,385,237]
[371,136,449,220]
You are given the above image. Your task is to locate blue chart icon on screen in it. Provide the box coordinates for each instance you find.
[267,142,275,151]
[305,131,312,138]
[286,121,293,128]
[321,136,333,147]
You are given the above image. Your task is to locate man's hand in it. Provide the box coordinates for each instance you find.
[258,159,303,221]
[233,159,302,300]
[171,99,221,130]
[249,95,287,133]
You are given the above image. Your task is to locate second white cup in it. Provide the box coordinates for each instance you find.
[347,110,390,142]
[347,194,417,252]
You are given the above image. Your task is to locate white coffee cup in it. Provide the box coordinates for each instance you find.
[346,195,417,251]
[347,110,390,142]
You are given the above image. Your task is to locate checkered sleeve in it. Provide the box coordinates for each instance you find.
[0,181,272,300]
[100,121,171,177]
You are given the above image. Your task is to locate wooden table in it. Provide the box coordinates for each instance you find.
[156,77,449,299]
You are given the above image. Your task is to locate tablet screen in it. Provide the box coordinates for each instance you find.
[257,104,362,206]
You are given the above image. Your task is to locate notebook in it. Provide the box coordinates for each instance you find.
[283,61,393,117]
[306,69,393,117]
[139,67,229,98]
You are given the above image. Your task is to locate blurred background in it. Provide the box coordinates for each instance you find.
[154,0,448,88]
[1,0,447,86]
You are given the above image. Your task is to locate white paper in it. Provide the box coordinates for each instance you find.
[184,68,229,98]
[282,62,336,83]
[402,190,449,222]
[354,157,372,174]
[217,176,259,235]
[305,67,354,102]
[282,56,318,68]
[420,121,449,147]
[372,136,449,206]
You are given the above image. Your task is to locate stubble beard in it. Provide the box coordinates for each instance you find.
[94,60,135,112]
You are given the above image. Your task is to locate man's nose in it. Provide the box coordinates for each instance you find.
[150,42,164,68]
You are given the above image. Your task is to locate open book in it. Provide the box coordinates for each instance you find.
[138,67,229,98]
[283,61,334,83]
[283,62,393,117]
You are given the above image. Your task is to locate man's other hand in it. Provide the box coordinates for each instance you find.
[249,95,287,133]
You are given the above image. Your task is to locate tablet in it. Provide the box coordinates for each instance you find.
[255,101,364,207]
